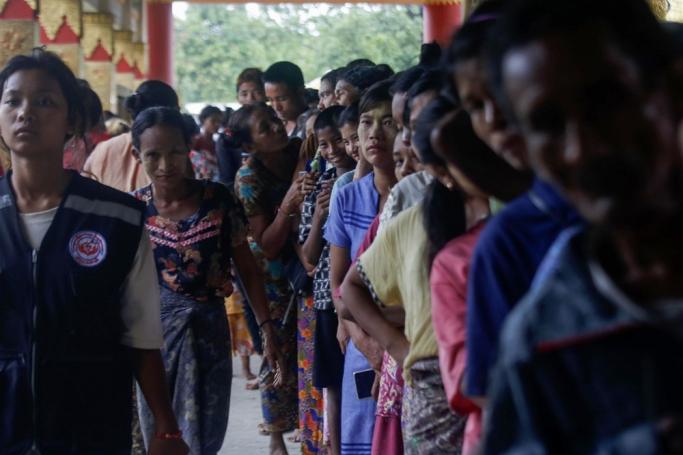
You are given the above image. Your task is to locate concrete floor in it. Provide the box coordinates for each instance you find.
[219,356,299,454]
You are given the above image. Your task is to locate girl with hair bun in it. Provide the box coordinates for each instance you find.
[83,80,179,192]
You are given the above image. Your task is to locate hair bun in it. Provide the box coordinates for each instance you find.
[124,91,146,117]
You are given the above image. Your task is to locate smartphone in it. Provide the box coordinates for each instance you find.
[353,368,376,400]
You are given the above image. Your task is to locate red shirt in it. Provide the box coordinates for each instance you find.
[430,222,485,455]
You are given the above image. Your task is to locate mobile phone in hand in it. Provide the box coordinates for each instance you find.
[353,368,376,400]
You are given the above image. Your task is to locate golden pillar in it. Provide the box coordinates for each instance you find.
[132,40,146,83]
[38,0,82,76]
[0,0,39,68]
[83,13,114,111]
[113,29,135,93]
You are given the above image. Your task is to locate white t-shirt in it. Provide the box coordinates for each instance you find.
[378,170,434,234]
[18,208,163,349]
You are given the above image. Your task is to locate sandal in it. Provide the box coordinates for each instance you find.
[286,429,301,443]
[258,422,270,435]
[245,379,260,390]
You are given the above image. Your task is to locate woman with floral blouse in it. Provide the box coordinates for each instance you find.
[131,106,279,455]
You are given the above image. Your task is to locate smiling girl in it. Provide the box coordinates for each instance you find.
[298,106,357,455]
[231,102,305,455]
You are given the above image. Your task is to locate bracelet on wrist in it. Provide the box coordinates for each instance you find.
[155,430,182,440]
[277,205,297,218]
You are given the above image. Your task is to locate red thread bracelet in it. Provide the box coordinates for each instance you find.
[155,430,183,440]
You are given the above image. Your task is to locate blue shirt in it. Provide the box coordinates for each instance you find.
[465,179,581,396]
[330,170,355,212]
[325,172,378,260]
[484,228,683,454]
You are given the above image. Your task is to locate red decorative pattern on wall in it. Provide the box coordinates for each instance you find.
[39,20,79,44]
[132,64,144,79]
[116,56,133,73]
[86,42,112,62]
[0,0,34,20]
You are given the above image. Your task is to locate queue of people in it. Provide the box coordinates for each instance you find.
[2,0,683,454]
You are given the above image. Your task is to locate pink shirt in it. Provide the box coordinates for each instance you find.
[430,222,485,455]
[82,133,150,192]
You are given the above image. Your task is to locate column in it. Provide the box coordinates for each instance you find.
[423,3,462,47]
[146,0,173,85]
[0,0,38,68]
[113,29,135,93]
[132,40,146,84]
[39,0,82,76]
[82,12,114,111]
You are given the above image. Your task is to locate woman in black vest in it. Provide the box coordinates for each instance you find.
[0,50,188,454]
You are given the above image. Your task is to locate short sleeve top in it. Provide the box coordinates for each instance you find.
[357,204,437,379]
[234,142,300,220]
[465,178,581,396]
[378,170,433,234]
[430,222,485,413]
[132,180,247,301]
[324,172,378,260]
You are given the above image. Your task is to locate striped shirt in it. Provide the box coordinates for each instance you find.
[325,172,378,260]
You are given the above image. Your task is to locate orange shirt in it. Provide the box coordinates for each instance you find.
[82,133,150,192]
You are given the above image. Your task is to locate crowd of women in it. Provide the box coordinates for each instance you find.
[2,0,683,454]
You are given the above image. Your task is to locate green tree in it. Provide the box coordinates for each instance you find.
[174,4,423,105]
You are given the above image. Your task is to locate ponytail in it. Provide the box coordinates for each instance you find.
[422,180,467,268]
[125,80,179,120]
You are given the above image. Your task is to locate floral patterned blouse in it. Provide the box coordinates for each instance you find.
[234,141,300,310]
[190,135,220,181]
[133,180,248,301]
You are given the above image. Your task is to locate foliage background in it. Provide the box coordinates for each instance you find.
[174,4,423,104]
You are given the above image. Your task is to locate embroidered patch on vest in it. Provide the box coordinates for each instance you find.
[0,194,12,209]
[69,231,107,267]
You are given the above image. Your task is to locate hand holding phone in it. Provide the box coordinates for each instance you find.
[353,368,376,400]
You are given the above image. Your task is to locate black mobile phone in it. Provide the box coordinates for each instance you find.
[353,368,376,400]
